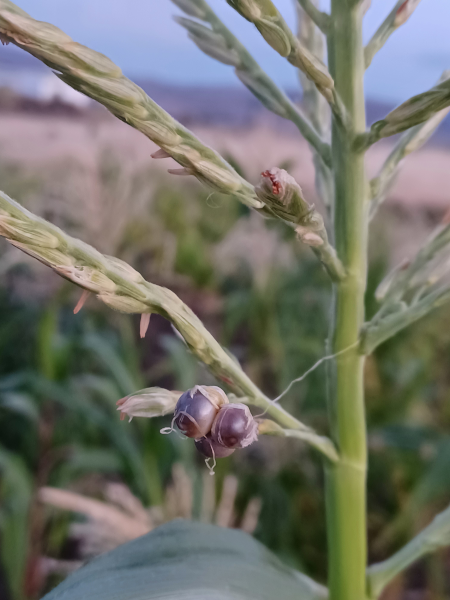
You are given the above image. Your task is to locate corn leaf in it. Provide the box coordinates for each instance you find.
[43,520,328,600]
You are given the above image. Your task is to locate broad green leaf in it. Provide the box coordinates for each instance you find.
[82,333,141,396]
[0,446,32,599]
[44,520,327,600]
[0,391,39,421]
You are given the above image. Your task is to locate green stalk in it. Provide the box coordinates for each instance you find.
[326,3,368,600]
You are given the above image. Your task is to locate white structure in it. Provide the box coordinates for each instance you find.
[0,46,91,108]
[37,73,90,108]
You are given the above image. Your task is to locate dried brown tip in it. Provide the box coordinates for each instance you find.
[151,148,171,159]
[261,170,282,195]
[168,168,192,176]
[442,207,450,225]
[140,313,151,338]
[394,0,413,26]
[73,290,90,314]
[400,258,411,270]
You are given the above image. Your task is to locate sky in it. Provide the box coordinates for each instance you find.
[8,0,450,104]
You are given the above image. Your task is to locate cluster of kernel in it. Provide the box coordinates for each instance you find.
[173,386,258,460]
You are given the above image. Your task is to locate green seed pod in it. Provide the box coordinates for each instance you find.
[0,215,59,247]
[97,293,149,314]
[8,241,75,269]
[54,265,116,294]
[256,20,291,57]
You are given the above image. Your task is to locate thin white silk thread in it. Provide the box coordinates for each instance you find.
[258,340,360,416]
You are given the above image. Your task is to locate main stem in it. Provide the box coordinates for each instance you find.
[326,3,368,600]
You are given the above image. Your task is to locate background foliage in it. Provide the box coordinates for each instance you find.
[1,152,450,599]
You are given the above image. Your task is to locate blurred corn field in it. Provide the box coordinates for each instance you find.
[1,153,450,599]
